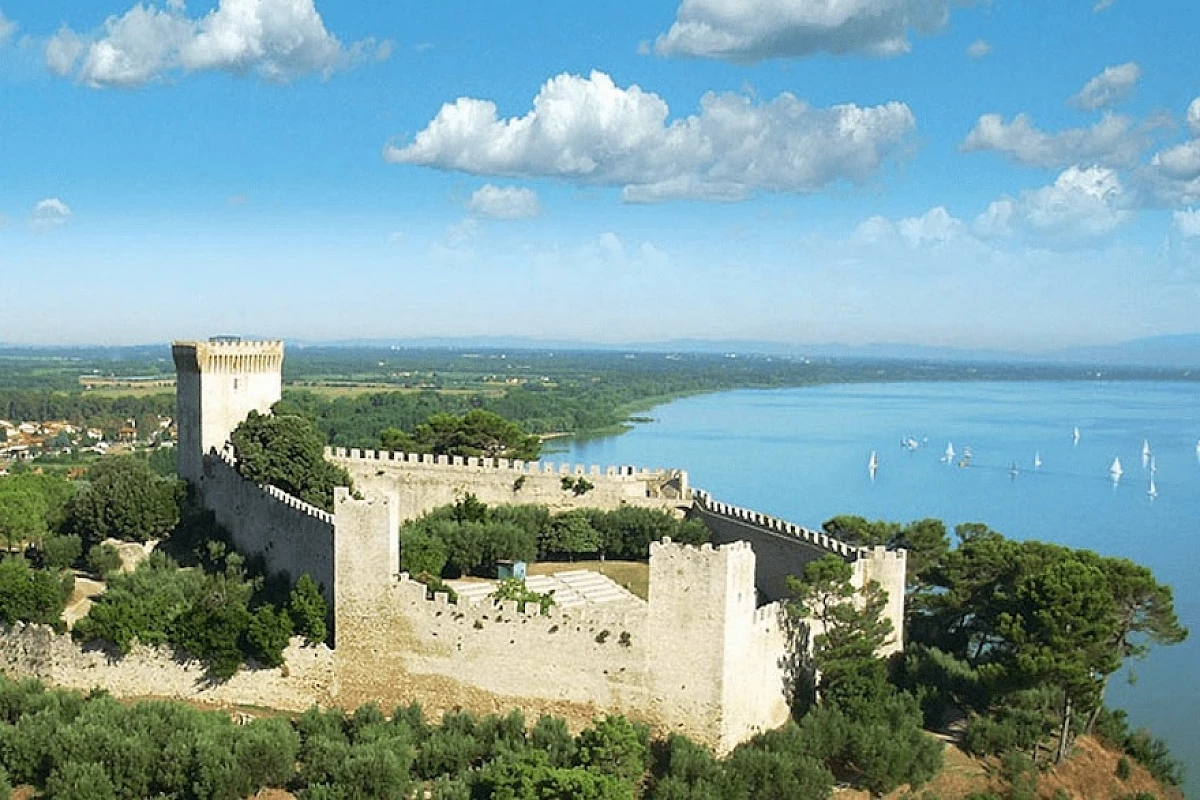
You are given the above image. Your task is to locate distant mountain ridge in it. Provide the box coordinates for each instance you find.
[5,334,1200,369]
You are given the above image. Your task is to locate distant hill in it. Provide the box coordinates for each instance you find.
[7,334,1200,369]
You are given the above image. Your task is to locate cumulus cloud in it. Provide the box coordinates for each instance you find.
[386,71,916,203]
[1174,208,1200,239]
[653,0,965,61]
[855,206,969,249]
[466,185,542,219]
[0,11,16,46]
[1093,0,1116,10]
[961,112,1148,169]
[45,0,386,88]
[1070,62,1141,111]
[1133,98,1200,207]
[966,39,990,59]
[30,198,72,231]
[974,166,1132,243]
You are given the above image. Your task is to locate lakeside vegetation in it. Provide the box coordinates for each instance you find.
[6,345,1200,456]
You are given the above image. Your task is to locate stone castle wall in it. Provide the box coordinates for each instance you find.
[0,623,333,713]
[691,491,906,655]
[329,447,689,523]
[330,535,790,754]
[200,449,336,605]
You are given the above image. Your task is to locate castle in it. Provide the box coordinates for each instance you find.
[170,338,906,753]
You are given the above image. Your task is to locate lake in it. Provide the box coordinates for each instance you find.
[554,381,1199,795]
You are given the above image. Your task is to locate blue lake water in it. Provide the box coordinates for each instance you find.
[553,381,1199,795]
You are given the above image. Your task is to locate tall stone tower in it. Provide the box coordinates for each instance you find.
[171,337,284,483]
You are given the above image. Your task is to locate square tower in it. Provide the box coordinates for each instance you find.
[171,337,284,483]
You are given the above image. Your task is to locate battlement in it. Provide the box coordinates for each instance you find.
[172,339,284,374]
[692,490,862,560]
[327,447,681,480]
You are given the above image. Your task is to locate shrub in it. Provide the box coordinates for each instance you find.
[66,456,181,544]
[85,543,122,578]
[400,527,448,577]
[245,606,293,668]
[288,574,328,645]
[41,535,82,571]
[1116,755,1132,780]
[44,761,118,800]
[0,556,70,626]
[577,715,650,784]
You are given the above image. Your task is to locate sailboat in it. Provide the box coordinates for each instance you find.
[1110,457,1123,479]
[1142,439,1152,468]
[1150,455,1157,474]
[1148,474,1158,499]
[944,442,955,462]
[1073,427,1081,445]
[1033,451,1042,469]
[1009,461,1019,479]
[868,450,879,477]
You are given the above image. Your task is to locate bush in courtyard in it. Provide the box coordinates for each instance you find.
[288,573,328,645]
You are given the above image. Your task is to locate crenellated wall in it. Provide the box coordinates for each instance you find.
[690,490,906,655]
[327,447,690,522]
[330,537,789,754]
[200,448,336,606]
[153,336,908,754]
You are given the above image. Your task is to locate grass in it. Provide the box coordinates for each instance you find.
[526,559,649,601]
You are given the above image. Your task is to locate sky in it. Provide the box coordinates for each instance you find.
[0,0,1198,349]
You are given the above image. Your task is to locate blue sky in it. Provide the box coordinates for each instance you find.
[1,0,1198,349]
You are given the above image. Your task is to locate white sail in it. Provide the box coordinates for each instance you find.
[945,442,955,461]
[1148,475,1157,498]
[1110,457,1123,477]
[1034,451,1042,469]
[1150,455,1157,474]
[868,451,879,471]
[1142,439,1151,458]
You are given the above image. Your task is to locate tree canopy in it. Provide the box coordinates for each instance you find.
[65,456,181,544]
[381,409,541,461]
[230,410,352,512]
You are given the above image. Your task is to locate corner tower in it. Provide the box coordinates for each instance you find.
[171,337,284,483]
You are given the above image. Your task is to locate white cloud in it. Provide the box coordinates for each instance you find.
[30,198,72,231]
[966,39,990,59]
[466,185,542,219]
[1070,62,1140,111]
[0,11,17,46]
[45,27,85,76]
[386,70,916,203]
[46,0,386,88]
[854,206,971,250]
[961,112,1148,169]
[1187,97,1200,137]
[975,166,1132,243]
[1173,208,1200,239]
[1093,0,1115,10]
[653,0,965,61]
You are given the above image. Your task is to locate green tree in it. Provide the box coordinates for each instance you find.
[576,715,650,784]
[230,410,352,512]
[0,556,70,626]
[786,555,894,710]
[245,605,293,668]
[412,410,541,461]
[401,527,449,577]
[0,482,48,551]
[65,457,181,544]
[288,573,329,645]
[540,512,601,560]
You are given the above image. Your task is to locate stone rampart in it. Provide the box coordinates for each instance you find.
[200,449,336,604]
[328,538,789,754]
[329,447,690,522]
[690,490,906,654]
[0,623,333,712]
